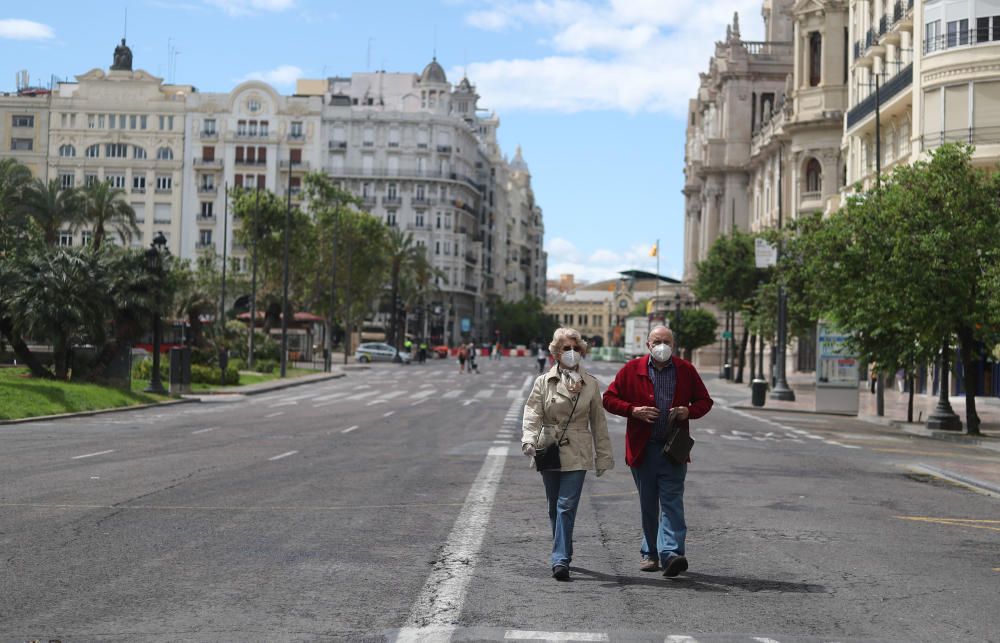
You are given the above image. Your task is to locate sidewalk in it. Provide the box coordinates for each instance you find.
[196,367,349,397]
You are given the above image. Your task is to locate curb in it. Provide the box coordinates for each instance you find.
[0,397,197,426]
[906,463,1000,498]
[730,402,858,417]
[205,371,346,397]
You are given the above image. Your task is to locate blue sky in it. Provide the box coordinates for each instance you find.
[0,0,765,284]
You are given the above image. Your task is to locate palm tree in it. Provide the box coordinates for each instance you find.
[0,157,32,250]
[21,178,83,246]
[3,248,106,379]
[385,227,423,349]
[80,180,137,250]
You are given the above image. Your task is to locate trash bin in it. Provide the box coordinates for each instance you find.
[723,363,732,380]
[751,378,767,407]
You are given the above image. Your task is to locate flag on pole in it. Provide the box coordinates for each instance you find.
[649,243,658,257]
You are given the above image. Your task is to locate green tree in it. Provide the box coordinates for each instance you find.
[0,157,32,251]
[80,181,138,250]
[694,231,759,381]
[494,296,557,346]
[384,227,424,350]
[672,308,718,360]
[21,178,83,246]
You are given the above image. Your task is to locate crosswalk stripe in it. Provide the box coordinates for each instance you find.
[442,390,462,399]
[474,389,494,399]
[410,390,436,399]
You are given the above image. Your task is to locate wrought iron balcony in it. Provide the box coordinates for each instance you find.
[846,63,912,129]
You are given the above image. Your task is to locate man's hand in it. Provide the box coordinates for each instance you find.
[522,444,536,457]
[631,406,660,423]
[669,406,690,421]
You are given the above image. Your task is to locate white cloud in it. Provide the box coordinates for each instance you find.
[546,238,680,282]
[0,19,54,41]
[238,64,303,87]
[460,0,764,115]
[205,0,295,16]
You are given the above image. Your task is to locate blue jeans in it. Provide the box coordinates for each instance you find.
[541,470,587,568]
[630,445,687,562]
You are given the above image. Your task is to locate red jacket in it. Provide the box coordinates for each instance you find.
[602,355,713,467]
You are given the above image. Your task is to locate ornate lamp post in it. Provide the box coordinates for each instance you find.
[926,338,962,431]
[144,231,168,394]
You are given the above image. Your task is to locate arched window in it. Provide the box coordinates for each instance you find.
[59,144,76,157]
[805,158,822,193]
[156,147,174,160]
[85,144,100,158]
[133,146,147,159]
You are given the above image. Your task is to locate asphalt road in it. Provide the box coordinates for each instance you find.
[1,357,997,642]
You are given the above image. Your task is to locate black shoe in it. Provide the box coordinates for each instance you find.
[552,564,570,580]
[662,555,688,577]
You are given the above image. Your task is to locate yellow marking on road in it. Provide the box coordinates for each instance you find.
[895,516,1000,533]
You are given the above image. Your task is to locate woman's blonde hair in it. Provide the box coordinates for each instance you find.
[549,327,588,356]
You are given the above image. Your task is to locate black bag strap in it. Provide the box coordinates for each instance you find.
[535,377,581,448]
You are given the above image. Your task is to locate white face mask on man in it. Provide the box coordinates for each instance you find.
[559,349,581,368]
[650,343,672,362]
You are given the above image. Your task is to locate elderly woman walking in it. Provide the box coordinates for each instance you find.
[521,327,615,580]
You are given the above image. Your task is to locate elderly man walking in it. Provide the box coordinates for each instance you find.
[603,325,713,577]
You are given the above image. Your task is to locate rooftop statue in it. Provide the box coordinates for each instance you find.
[111,38,133,71]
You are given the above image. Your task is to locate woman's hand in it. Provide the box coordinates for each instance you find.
[522,444,536,457]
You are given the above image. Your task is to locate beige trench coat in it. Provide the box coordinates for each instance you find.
[521,365,615,472]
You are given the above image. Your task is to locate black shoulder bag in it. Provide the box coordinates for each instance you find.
[533,392,580,472]
[662,407,695,464]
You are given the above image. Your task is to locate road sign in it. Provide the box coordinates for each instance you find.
[722,331,733,340]
[755,238,777,268]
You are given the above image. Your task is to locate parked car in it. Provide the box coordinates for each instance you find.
[354,342,412,364]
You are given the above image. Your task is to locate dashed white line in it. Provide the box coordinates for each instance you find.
[474,389,494,399]
[442,390,463,399]
[410,390,436,399]
[191,427,218,434]
[72,450,115,460]
[342,425,360,434]
[504,632,609,642]
[383,411,396,417]
[264,412,284,418]
[268,451,298,461]
[367,399,388,406]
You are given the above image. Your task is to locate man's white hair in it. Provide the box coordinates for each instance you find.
[647,325,674,342]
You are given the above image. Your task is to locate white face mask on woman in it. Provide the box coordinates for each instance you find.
[650,343,672,363]
[559,349,581,368]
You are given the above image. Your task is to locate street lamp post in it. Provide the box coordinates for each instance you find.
[673,291,682,351]
[926,338,963,431]
[144,231,168,394]
[771,143,795,401]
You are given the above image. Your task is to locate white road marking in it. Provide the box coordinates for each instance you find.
[665,637,699,643]
[825,440,862,449]
[72,450,115,460]
[414,398,428,406]
[462,399,480,406]
[268,401,300,408]
[506,389,522,398]
[191,427,217,434]
[474,389,494,399]
[312,392,349,402]
[410,390,436,399]
[383,411,396,417]
[399,445,508,638]
[342,425,360,434]
[504,632,609,642]
[367,400,388,406]
[312,400,340,408]
[378,391,405,400]
[264,412,284,419]
[268,451,298,461]
[442,390,463,399]
[753,638,782,643]
[280,392,321,402]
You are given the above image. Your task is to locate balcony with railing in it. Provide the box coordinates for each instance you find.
[234,158,267,167]
[193,157,223,168]
[921,125,1000,151]
[846,63,912,129]
[198,184,217,195]
[411,196,437,206]
[437,145,452,153]
[382,195,402,206]
[326,166,482,191]
[742,41,793,58]
[197,215,217,225]
[287,131,304,141]
[924,26,1000,55]
[329,140,347,149]
[279,159,310,170]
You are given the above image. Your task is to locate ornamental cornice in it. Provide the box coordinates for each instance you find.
[923,63,1000,86]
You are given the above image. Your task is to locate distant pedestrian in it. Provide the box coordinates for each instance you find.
[521,327,614,581]
[457,345,467,373]
[419,339,428,364]
[602,325,713,578]
[467,342,479,374]
[536,346,548,374]
[494,341,503,361]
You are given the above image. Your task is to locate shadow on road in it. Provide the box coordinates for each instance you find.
[569,566,827,594]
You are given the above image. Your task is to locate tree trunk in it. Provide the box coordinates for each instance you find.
[54,337,68,380]
[876,373,885,416]
[735,326,749,383]
[907,374,915,423]
[958,325,981,435]
[749,333,757,381]
[0,316,53,378]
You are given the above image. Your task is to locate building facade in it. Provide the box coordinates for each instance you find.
[0,43,545,345]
